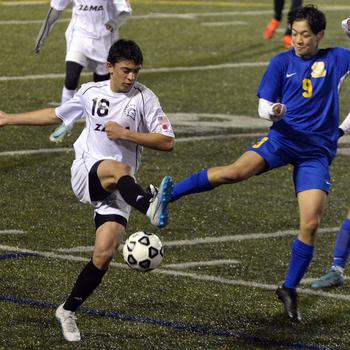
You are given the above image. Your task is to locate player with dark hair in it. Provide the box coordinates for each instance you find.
[310,17,350,290]
[0,39,174,341]
[264,0,303,48]
[167,5,350,322]
[35,0,132,143]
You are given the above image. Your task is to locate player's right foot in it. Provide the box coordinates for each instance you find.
[275,284,301,323]
[55,304,81,342]
[49,123,73,143]
[146,176,173,228]
[263,18,280,40]
[310,268,344,289]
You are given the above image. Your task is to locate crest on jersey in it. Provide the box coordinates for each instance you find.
[124,104,137,120]
[311,61,326,78]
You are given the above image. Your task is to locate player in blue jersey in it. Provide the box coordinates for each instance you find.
[310,17,350,290]
[167,5,350,322]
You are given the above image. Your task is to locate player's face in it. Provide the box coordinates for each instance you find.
[107,60,142,93]
[291,20,324,59]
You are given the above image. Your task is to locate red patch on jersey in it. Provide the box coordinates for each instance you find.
[158,115,170,130]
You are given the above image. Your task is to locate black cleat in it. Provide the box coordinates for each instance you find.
[275,284,301,323]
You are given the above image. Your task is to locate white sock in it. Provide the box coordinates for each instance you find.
[61,86,75,103]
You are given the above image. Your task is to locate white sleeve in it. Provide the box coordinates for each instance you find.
[55,91,85,126]
[340,112,350,134]
[341,18,350,39]
[143,92,175,138]
[50,0,71,11]
[258,98,286,122]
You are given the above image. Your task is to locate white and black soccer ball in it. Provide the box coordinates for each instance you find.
[123,231,164,272]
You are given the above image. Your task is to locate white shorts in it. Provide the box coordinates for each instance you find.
[65,32,116,75]
[71,156,131,221]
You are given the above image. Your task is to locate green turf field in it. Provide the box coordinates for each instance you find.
[1,0,350,349]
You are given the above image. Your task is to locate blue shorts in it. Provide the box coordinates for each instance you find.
[248,135,332,194]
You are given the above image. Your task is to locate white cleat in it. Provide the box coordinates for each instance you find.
[55,304,81,342]
[146,176,173,228]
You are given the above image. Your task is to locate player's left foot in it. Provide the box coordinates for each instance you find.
[55,304,81,342]
[283,35,292,48]
[49,123,73,143]
[275,284,301,323]
[146,176,173,228]
[263,18,280,40]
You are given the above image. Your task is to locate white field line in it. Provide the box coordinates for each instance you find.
[0,133,263,157]
[1,242,349,301]
[0,230,25,235]
[0,11,271,24]
[302,276,350,283]
[56,227,338,253]
[0,62,268,82]
[201,21,248,27]
[162,259,240,269]
[164,227,339,247]
[155,269,350,302]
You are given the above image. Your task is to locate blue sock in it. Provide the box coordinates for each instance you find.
[284,239,314,289]
[332,218,350,268]
[171,169,213,202]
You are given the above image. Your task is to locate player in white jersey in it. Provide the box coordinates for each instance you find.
[0,39,174,342]
[35,0,132,143]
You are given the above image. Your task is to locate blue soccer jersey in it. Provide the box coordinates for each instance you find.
[257,47,350,159]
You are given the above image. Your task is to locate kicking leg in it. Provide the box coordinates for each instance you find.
[171,151,266,202]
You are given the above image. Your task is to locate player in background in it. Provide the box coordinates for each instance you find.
[167,5,350,322]
[310,17,350,290]
[35,0,132,143]
[0,39,174,342]
[263,0,303,48]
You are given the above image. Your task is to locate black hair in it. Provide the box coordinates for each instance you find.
[107,39,143,65]
[287,4,326,35]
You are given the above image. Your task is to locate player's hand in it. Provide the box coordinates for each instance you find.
[105,20,115,32]
[105,121,127,140]
[0,111,9,127]
[270,103,286,122]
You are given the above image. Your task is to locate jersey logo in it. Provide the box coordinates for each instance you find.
[124,104,137,120]
[78,5,104,11]
[286,72,296,78]
[311,61,326,78]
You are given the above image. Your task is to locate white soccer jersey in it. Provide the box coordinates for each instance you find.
[51,0,131,39]
[55,81,175,175]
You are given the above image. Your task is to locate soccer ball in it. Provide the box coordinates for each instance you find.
[123,231,164,272]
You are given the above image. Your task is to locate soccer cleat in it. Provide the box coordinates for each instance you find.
[283,35,292,48]
[275,285,301,323]
[49,123,73,143]
[310,268,344,289]
[146,176,173,228]
[55,304,81,342]
[263,18,281,40]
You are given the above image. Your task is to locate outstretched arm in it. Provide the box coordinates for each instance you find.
[0,108,61,127]
[35,7,62,53]
[104,121,174,151]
